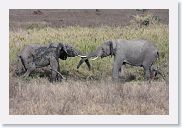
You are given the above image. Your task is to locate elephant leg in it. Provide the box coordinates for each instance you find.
[143,66,151,80]
[50,57,60,82]
[23,67,36,78]
[118,66,121,76]
[57,61,63,82]
[23,57,33,70]
[23,69,33,78]
[22,62,36,78]
[112,57,123,80]
[119,64,126,79]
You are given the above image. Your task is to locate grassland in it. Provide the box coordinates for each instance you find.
[10,23,169,80]
[10,77,168,115]
[9,18,169,114]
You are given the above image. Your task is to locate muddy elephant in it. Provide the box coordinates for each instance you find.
[77,39,159,80]
[16,42,90,82]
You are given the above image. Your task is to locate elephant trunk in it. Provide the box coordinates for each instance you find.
[89,50,102,60]
[77,50,101,70]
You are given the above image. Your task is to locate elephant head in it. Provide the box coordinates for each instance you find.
[54,43,91,70]
[77,41,116,69]
[65,44,84,57]
[56,43,68,60]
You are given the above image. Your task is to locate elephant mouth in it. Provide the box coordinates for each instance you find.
[61,56,67,60]
[101,54,107,58]
[101,55,105,58]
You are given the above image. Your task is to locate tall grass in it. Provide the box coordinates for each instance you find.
[10,23,168,80]
[10,77,168,115]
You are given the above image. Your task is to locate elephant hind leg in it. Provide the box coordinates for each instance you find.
[22,62,36,78]
[112,57,124,80]
[23,67,36,78]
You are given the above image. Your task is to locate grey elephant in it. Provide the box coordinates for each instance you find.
[77,39,159,80]
[16,42,90,82]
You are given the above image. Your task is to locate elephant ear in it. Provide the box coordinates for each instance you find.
[58,43,68,60]
[62,44,68,55]
[108,41,114,57]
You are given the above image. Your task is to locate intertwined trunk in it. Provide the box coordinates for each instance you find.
[77,50,101,70]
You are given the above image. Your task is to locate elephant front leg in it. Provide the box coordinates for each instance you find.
[57,61,63,82]
[143,66,151,80]
[119,65,125,80]
[112,58,123,81]
[50,58,60,82]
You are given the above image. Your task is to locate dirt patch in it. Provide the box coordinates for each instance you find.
[9,9,169,30]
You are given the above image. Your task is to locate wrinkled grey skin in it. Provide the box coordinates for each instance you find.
[16,43,90,82]
[77,39,159,80]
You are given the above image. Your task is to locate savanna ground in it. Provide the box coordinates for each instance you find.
[9,9,169,115]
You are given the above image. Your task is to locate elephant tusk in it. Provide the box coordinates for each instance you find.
[91,56,99,60]
[77,55,87,58]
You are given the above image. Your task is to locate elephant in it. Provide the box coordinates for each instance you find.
[16,42,90,82]
[77,39,159,80]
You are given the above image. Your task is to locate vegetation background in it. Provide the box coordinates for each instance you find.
[9,9,169,115]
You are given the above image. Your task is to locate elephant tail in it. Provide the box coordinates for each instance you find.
[157,51,159,59]
[155,51,168,84]
[156,51,160,68]
[18,55,27,72]
[151,68,166,82]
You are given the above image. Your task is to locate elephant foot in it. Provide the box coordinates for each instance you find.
[125,74,136,82]
[112,77,124,83]
[57,76,63,82]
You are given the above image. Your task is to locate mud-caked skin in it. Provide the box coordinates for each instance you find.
[77,39,160,81]
[33,44,65,66]
[16,43,90,82]
[18,43,67,82]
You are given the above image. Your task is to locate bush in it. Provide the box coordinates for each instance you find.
[130,13,160,27]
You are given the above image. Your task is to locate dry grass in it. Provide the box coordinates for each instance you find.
[9,77,168,115]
